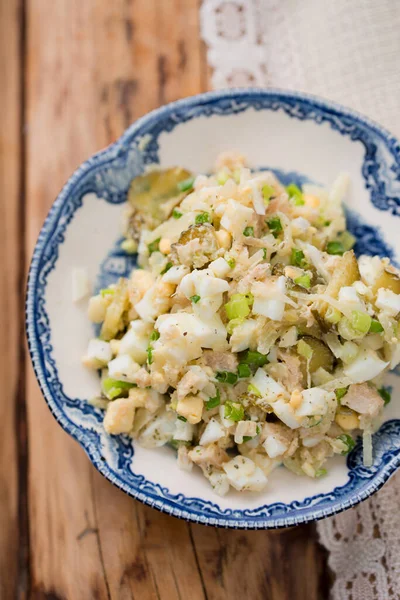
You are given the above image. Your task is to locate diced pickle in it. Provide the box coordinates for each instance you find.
[372,269,400,295]
[173,223,219,268]
[319,250,360,318]
[125,168,193,240]
[296,322,324,339]
[298,335,335,381]
[326,250,360,298]
[271,263,286,277]
[177,223,215,246]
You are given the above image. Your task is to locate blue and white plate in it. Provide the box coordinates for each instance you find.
[26,89,400,529]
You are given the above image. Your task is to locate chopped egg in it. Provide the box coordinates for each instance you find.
[376,288,400,317]
[119,320,153,364]
[218,199,254,237]
[344,348,389,383]
[223,456,268,492]
[108,354,140,382]
[252,276,289,321]
[82,339,112,369]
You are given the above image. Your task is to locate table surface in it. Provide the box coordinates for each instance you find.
[0,1,331,598]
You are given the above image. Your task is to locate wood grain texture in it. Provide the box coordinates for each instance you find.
[0,0,22,597]
[18,1,331,598]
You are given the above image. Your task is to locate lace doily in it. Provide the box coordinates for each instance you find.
[200,0,400,138]
[200,1,400,598]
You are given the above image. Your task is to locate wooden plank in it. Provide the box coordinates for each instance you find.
[24,0,329,598]
[25,1,208,598]
[0,0,21,598]
[190,523,330,600]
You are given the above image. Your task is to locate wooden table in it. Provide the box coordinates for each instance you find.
[1,2,331,597]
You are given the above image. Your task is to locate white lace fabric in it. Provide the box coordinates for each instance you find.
[200,1,400,598]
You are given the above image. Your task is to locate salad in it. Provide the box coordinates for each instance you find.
[82,152,400,496]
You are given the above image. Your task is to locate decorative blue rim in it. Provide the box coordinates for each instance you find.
[26,88,400,529]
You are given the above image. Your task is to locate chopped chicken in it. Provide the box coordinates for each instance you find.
[188,444,229,468]
[203,350,238,373]
[341,383,384,418]
[276,350,304,392]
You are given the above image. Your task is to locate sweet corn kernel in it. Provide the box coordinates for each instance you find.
[289,389,303,410]
[303,194,320,208]
[159,238,172,254]
[176,395,204,424]
[215,229,232,250]
[335,411,359,430]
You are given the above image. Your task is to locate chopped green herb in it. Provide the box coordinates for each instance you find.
[225,372,239,385]
[224,402,244,422]
[206,390,221,410]
[150,331,160,342]
[350,310,371,334]
[195,212,210,224]
[338,230,356,251]
[242,436,253,442]
[290,248,306,268]
[378,386,391,405]
[177,176,195,192]
[243,226,254,237]
[120,239,137,254]
[226,317,246,335]
[262,248,267,260]
[315,468,327,478]
[238,363,252,378]
[216,170,229,185]
[290,248,305,267]
[160,262,173,275]
[240,350,269,367]
[267,217,282,237]
[369,319,384,333]
[337,433,356,455]
[100,288,115,297]
[308,416,323,428]
[297,339,313,360]
[177,415,187,422]
[102,377,135,400]
[294,274,311,289]
[262,184,275,204]
[169,439,190,450]
[226,257,236,269]
[286,183,304,205]
[216,371,238,384]
[335,387,349,403]
[148,237,161,255]
[326,241,345,255]
[190,294,201,304]
[172,208,183,219]
[147,346,153,364]
[247,383,262,397]
[225,294,251,320]
[325,306,342,324]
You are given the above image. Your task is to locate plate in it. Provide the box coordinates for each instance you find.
[26,89,400,528]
